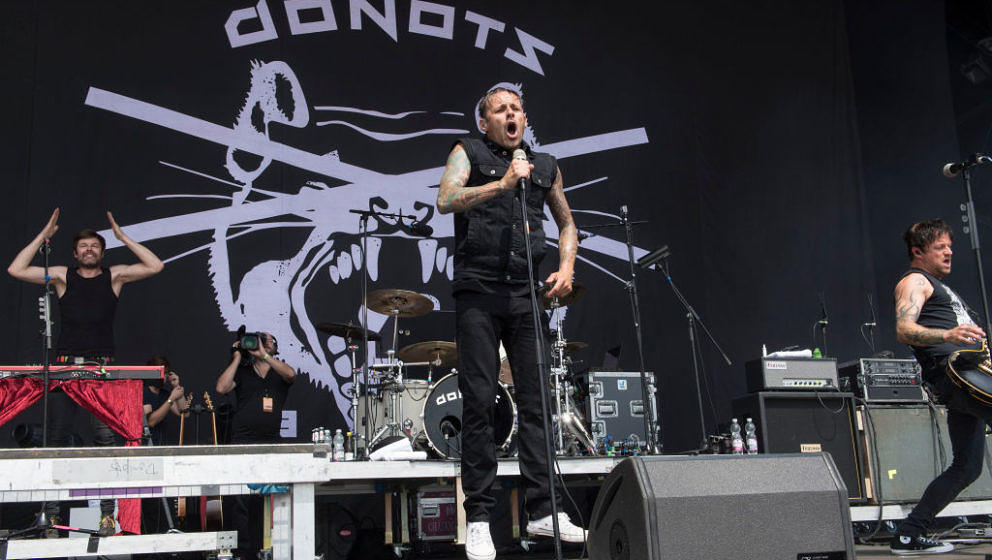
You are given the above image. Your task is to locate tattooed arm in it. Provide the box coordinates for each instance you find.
[894,273,985,345]
[436,144,531,214]
[544,167,577,298]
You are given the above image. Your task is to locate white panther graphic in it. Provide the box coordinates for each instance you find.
[83,61,651,425]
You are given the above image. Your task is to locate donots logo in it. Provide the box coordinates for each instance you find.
[84,1,651,428]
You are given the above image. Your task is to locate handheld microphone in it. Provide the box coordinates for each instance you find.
[577,231,595,241]
[817,292,829,327]
[512,148,528,192]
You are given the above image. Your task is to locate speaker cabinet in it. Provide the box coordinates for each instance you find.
[732,391,866,502]
[859,404,992,503]
[588,454,855,560]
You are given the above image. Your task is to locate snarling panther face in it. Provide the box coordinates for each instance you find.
[88,62,650,427]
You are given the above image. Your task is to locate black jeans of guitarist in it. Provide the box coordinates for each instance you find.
[899,376,992,537]
[455,291,561,522]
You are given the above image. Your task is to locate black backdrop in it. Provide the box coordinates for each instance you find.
[0,0,989,454]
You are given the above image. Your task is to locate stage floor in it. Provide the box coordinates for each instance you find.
[337,542,992,559]
[372,544,992,560]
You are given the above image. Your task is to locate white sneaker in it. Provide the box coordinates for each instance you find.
[465,521,496,560]
[526,512,586,543]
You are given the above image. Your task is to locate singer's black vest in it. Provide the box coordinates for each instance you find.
[453,137,557,284]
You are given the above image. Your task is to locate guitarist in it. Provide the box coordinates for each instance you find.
[892,218,988,555]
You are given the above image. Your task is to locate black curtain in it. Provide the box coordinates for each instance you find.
[0,0,983,453]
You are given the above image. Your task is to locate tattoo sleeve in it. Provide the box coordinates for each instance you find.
[894,276,945,345]
[436,144,506,214]
[547,167,577,270]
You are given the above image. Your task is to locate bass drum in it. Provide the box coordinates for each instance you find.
[422,372,516,459]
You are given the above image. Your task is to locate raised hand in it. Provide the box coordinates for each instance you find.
[106,211,125,241]
[41,208,60,239]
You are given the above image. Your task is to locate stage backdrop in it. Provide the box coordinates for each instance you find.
[0,1,985,453]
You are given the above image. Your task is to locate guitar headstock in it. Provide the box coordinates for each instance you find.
[203,391,215,413]
[181,393,194,415]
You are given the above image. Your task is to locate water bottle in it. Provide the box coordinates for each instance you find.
[744,417,758,455]
[332,429,345,462]
[730,418,744,455]
[344,431,354,461]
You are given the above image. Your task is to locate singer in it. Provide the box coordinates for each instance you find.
[435,86,582,560]
[890,219,988,555]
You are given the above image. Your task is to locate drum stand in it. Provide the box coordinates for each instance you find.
[548,299,597,456]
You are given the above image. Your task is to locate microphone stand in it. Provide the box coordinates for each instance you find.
[516,178,563,559]
[40,238,54,446]
[634,247,732,452]
[960,168,992,348]
[658,257,731,450]
[581,210,658,453]
[349,207,416,459]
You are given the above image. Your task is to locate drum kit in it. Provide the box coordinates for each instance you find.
[320,284,596,460]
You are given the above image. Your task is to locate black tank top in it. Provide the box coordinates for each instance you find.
[57,267,118,357]
[900,267,979,381]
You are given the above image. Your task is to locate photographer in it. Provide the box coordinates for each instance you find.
[143,355,185,446]
[215,331,295,444]
[215,330,295,560]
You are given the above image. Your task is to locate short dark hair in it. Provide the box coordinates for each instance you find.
[73,229,106,251]
[147,355,171,370]
[903,219,953,260]
[478,87,524,118]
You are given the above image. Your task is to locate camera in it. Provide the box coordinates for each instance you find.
[240,332,264,351]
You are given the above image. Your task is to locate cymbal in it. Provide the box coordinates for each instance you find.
[563,341,588,354]
[316,321,382,342]
[397,341,457,367]
[538,283,586,309]
[366,289,434,318]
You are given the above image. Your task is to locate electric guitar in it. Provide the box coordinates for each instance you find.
[947,339,992,405]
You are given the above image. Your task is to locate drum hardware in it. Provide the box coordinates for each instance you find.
[357,289,436,452]
[543,283,596,456]
[397,341,456,384]
[318,322,383,439]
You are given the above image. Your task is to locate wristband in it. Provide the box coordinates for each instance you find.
[263,353,270,361]
[167,398,173,405]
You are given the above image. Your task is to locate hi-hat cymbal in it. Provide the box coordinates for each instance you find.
[316,321,382,342]
[398,341,457,367]
[538,283,586,309]
[366,289,435,318]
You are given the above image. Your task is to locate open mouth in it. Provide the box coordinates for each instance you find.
[507,121,518,136]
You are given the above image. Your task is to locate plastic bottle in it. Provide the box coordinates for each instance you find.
[730,418,744,455]
[332,429,345,462]
[344,431,354,461]
[744,417,758,455]
[812,348,823,359]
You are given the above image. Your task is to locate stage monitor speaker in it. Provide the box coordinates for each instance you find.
[588,454,855,560]
[859,404,992,503]
[732,391,866,502]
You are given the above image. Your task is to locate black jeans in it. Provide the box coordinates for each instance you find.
[455,291,559,522]
[899,376,992,537]
[44,390,120,519]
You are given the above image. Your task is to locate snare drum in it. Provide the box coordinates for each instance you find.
[421,372,517,459]
[357,380,430,439]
